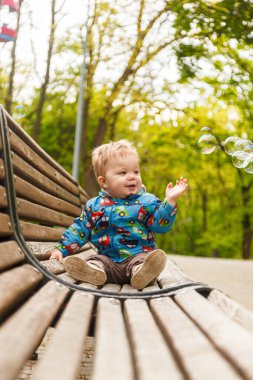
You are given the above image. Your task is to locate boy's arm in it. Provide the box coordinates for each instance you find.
[146,177,188,233]
[50,208,93,260]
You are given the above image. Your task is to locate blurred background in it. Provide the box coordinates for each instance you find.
[0,0,252,260]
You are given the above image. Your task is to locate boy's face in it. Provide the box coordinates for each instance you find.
[98,154,142,198]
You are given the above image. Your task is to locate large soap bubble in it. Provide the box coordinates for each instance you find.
[244,155,253,174]
[232,151,251,169]
[198,134,217,154]
[234,138,252,152]
[222,136,240,155]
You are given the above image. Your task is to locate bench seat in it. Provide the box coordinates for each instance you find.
[1,105,253,380]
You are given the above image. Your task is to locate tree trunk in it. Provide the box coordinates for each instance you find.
[241,185,252,259]
[5,0,23,114]
[32,0,56,142]
[202,191,207,232]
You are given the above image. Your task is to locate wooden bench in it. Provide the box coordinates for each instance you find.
[1,104,253,380]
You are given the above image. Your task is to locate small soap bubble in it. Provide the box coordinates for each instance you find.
[244,156,253,174]
[231,151,250,169]
[198,134,217,154]
[200,126,211,133]
[223,136,240,155]
[14,105,26,120]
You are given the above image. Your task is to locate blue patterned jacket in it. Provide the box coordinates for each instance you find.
[56,188,177,263]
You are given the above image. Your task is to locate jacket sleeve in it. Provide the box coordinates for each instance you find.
[55,207,93,257]
[145,196,177,233]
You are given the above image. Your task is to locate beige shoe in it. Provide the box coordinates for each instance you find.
[64,256,107,285]
[131,249,167,290]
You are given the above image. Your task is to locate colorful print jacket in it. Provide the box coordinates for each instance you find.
[55,188,177,263]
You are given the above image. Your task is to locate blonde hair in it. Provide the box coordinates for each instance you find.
[92,140,139,178]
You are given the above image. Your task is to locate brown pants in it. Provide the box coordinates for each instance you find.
[86,253,148,285]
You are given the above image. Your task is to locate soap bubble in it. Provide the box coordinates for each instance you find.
[234,138,252,152]
[198,134,217,154]
[14,105,26,120]
[244,144,253,154]
[222,136,240,155]
[200,126,211,133]
[231,151,251,169]
[244,155,253,174]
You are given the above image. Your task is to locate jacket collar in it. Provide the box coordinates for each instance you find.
[99,185,146,201]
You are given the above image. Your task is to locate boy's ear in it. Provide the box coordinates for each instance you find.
[97,176,107,188]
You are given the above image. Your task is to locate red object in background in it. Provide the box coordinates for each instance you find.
[1,0,19,12]
[0,24,17,42]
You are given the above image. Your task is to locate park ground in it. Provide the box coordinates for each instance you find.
[171,254,253,312]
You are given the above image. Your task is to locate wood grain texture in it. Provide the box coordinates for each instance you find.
[9,129,79,195]
[0,264,43,318]
[17,197,74,226]
[0,281,70,380]
[124,299,183,380]
[12,152,80,206]
[15,176,81,216]
[20,222,65,241]
[151,297,242,380]
[92,298,134,380]
[208,289,253,333]
[32,292,94,380]
[175,290,253,380]
[0,240,24,270]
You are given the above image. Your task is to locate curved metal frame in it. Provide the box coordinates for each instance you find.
[0,106,211,300]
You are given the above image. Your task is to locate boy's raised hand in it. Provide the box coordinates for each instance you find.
[49,248,64,263]
[166,177,188,207]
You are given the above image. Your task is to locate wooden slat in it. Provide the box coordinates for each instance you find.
[121,284,139,293]
[175,290,253,380]
[0,240,24,270]
[20,222,65,241]
[142,282,160,292]
[7,112,76,183]
[9,129,79,195]
[150,297,242,380]
[0,264,43,318]
[158,257,195,288]
[0,158,5,180]
[15,176,81,217]
[0,213,12,236]
[32,292,94,380]
[26,241,92,261]
[57,272,77,284]
[0,185,7,208]
[41,259,65,275]
[17,198,74,226]
[26,241,56,260]
[124,299,183,380]
[12,152,80,206]
[101,283,121,292]
[92,298,134,380]
[208,289,253,333]
[0,281,70,380]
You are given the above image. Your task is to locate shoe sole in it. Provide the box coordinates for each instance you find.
[64,256,107,285]
[131,249,167,290]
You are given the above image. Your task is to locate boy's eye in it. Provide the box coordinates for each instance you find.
[135,170,139,174]
[118,171,126,175]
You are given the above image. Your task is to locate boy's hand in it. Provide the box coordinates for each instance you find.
[166,177,188,207]
[49,248,64,263]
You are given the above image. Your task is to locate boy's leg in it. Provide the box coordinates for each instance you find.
[129,249,167,290]
[64,255,107,285]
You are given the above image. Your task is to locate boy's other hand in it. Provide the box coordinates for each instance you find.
[166,177,188,207]
[49,248,64,263]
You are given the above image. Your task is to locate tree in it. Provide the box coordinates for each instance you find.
[4,0,24,114]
